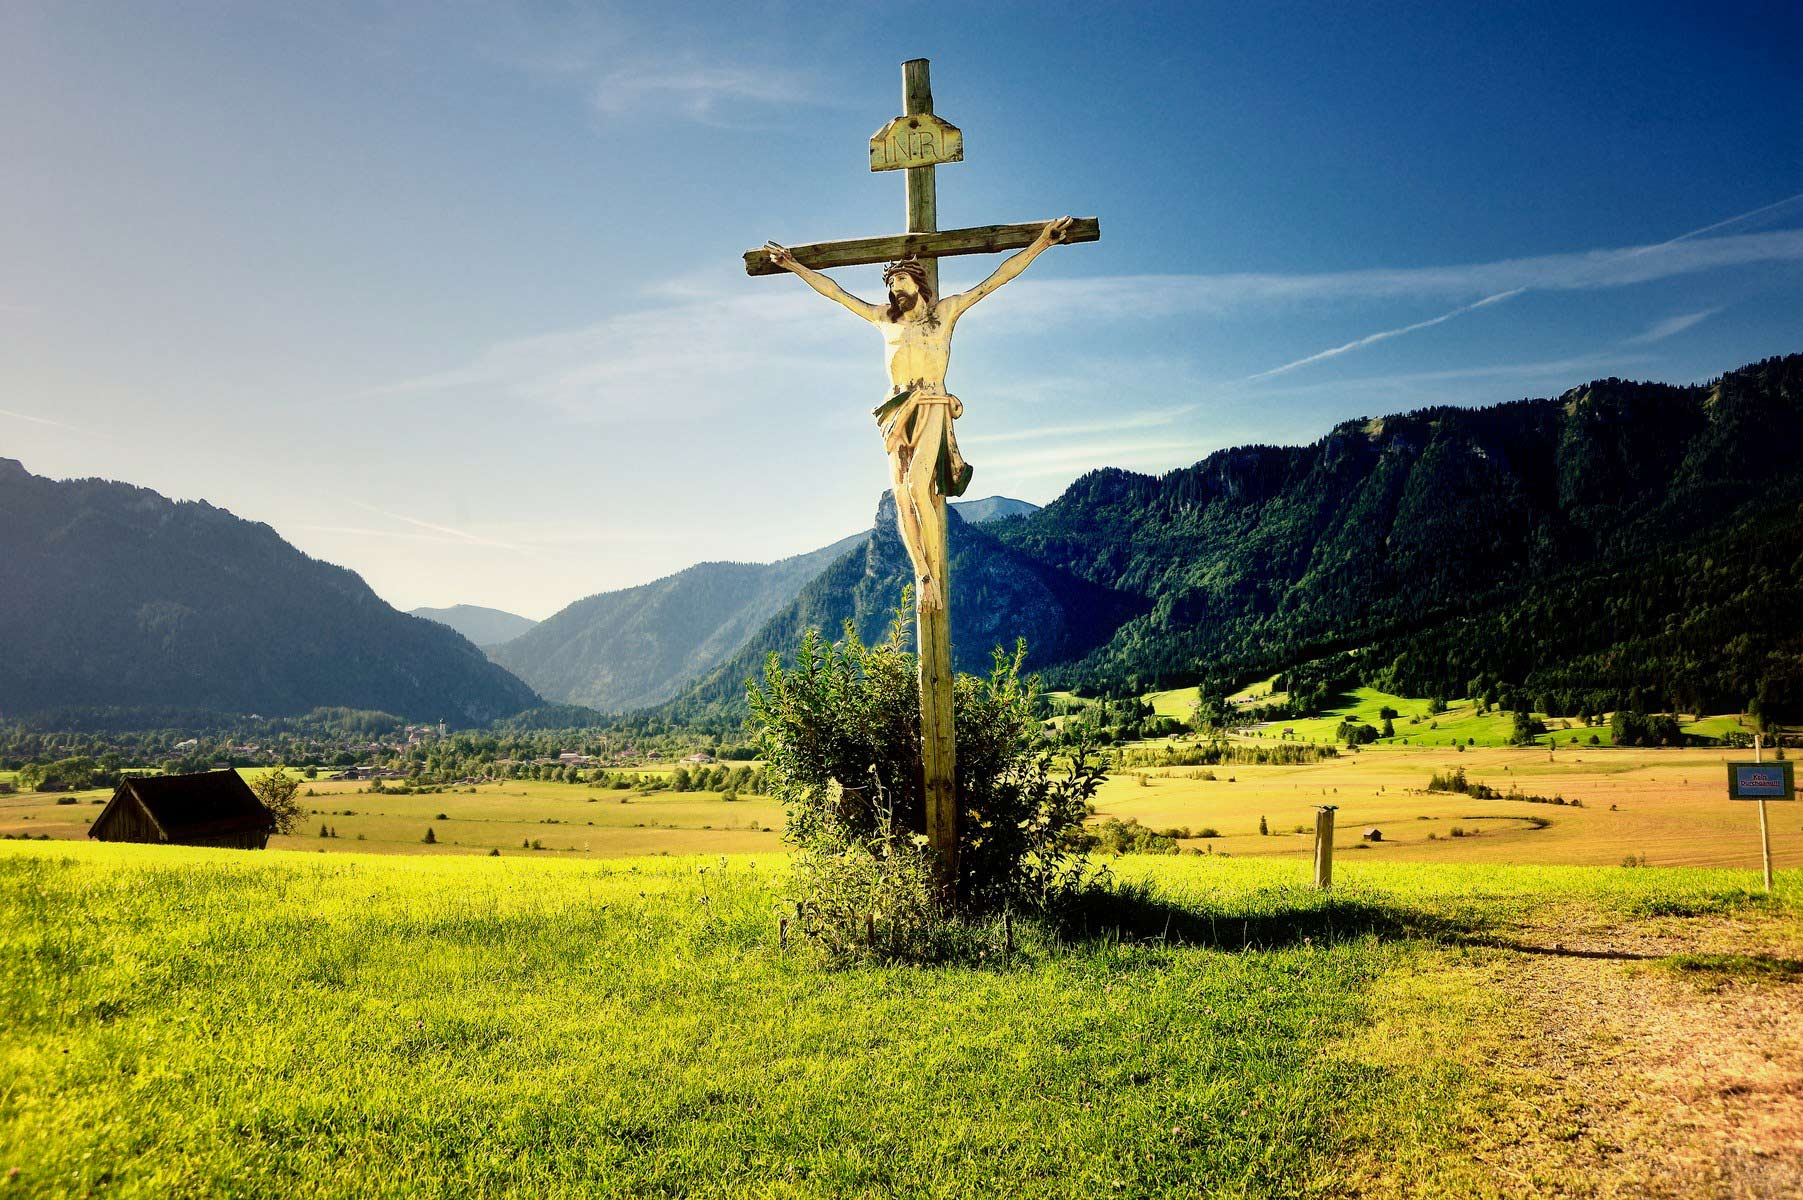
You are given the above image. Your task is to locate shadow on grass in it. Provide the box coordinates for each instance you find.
[1661,953,1803,982]
[1042,881,1486,952]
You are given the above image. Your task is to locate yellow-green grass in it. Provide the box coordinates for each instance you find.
[1100,744,1803,871]
[1142,685,1198,721]
[0,777,786,859]
[1227,674,1286,706]
[2,840,1794,1197]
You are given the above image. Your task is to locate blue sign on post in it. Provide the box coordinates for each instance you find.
[1726,761,1795,800]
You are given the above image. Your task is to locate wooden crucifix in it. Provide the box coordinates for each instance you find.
[744,58,1099,892]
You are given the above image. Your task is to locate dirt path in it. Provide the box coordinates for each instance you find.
[1461,911,1803,1197]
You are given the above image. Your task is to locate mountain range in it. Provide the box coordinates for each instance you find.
[3,355,1797,727]
[0,459,541,722]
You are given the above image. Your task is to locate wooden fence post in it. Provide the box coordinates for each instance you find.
[1314,806,1337,891]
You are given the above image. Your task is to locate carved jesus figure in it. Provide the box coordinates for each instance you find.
[763,216,1075,611]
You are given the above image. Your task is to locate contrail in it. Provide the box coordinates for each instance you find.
[1243,289,1525,382]
[1244,189,1803,380]
[0,406,84,432]
[347,500,521,551]
[1630,190,1803,255]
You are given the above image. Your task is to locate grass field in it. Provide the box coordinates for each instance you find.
[2,840,1798,1197]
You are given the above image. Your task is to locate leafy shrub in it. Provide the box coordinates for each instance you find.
[1086,818,1178,855]
[751,611,1107,929]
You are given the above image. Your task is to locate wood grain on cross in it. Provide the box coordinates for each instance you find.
[744,58,1098,894]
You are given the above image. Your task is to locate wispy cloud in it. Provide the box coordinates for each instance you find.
[1623,307,1722,345]
[296,525,468,546]
[1222,196,1801,380]
[980,225,1803,326]
[961,405,1198,447]
[1246,352,1650,399]
[346,285,868,426]
[345,200,1801,458]
[0,406,84,432]
[593,64,814,123]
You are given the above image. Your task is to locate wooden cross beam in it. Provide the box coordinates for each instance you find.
[741,218,1101,276]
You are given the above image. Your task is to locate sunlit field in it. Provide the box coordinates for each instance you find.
[1098,744,1801,872]
[2,840,1796,1197]
[4,744,1796,873]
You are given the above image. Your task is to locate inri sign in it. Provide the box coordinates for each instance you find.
[869,113,963,172]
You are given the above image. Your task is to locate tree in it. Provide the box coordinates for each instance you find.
[252,765,305,835]
[423,827,437,844]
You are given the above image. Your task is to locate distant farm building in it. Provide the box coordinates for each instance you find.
[88,770,277,850]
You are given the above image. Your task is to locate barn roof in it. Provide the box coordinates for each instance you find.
[107,771,277,839]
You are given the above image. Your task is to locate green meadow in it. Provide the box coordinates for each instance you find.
[2,841,1798,1197]
[1079,682,1755,749]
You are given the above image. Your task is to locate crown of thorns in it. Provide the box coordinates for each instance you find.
[882,258,930,287]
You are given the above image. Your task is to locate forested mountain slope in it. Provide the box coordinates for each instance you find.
[988,354,1803,717]
[0,461,541,721]
[661,494,1145,719]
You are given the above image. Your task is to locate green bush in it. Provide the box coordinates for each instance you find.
[750,610,1107,927]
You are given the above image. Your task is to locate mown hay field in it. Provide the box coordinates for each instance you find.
[2,841,1798,1198]
[1098,745,1799,871]
[4,745,1795,872]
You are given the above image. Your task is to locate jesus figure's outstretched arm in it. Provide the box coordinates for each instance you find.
[936,217,1075,321]
[763,242,884,323]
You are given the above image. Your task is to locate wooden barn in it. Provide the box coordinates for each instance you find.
[89,770,278,850]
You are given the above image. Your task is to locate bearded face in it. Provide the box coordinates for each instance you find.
[885,272,931,321]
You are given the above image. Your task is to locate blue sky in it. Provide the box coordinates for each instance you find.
[3,1,1799,618]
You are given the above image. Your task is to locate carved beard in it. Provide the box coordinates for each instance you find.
[887,288,918,320]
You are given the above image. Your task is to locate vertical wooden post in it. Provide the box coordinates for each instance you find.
[1314,806,1336,891]
[903,57,957,897]
[1756,734,1773,894]
[903,59,940,297]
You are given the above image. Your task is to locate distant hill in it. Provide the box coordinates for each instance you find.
[488,533,866,712]
[410,604,538,647]
[0,460,541,722]
[660,494,1144,720]
[950,495,1040,524]
[488,496,1040,713]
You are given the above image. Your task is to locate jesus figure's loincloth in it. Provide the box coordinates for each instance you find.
[872,387,974,498]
